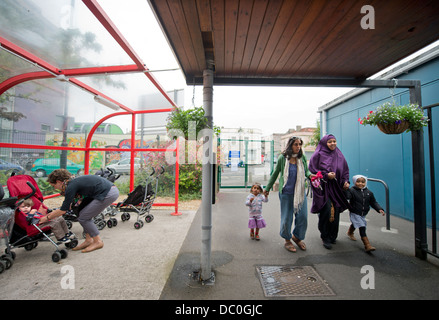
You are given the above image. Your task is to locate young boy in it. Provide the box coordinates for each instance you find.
[345,175,385,252]
[18,199,73,243]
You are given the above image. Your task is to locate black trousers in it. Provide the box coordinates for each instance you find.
[318,199,341,243]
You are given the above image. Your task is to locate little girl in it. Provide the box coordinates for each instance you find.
[245,183,268,240]
[345,175,385,252]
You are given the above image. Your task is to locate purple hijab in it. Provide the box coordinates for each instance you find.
[309,134,351,213]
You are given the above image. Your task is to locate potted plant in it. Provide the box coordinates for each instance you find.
[358,101,428,134]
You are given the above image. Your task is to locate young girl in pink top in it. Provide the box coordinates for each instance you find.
[245,183,268,240]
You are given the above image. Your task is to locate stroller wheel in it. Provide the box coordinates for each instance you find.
[60,249,68,259]
[66,239,78,249]
[145,214,154,223]
[97,221,106,230]
[52,252,61,263]
[134,221,144,229]
[111,218,118,227]
[24,243,34,251]
[1,255,13,270]
[3,249,16,260]
[0,261,5,274]
[66,220,73,229]
[107,219,113,228]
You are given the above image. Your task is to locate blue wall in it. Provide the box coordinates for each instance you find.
[323,57,439,228]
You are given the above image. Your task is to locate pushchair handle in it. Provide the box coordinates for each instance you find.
[160,166,165,175]
[23,182,36,200]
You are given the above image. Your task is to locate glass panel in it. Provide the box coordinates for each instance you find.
[0,50,42,79]
[0,0,133,69]
[111,151,176,200]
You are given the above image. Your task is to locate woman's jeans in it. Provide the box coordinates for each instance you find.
[78,186,119,237]
[279,192,308,241]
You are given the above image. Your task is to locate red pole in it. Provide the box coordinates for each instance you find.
[130,113,136,191]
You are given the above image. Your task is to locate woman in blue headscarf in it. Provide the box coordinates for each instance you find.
[309,134,351,249]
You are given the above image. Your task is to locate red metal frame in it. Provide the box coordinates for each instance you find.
[0,0,182,214]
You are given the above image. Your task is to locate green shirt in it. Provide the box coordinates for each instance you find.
[266,154,312,194]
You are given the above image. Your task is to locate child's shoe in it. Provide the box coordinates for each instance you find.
[65,231,75,239]
[57,236,72,244]
[250,230,255,240]
[255,234,260,241]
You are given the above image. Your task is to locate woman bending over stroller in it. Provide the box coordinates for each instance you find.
[39,169,119,253]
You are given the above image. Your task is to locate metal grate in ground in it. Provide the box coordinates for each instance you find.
[256,265,335,297]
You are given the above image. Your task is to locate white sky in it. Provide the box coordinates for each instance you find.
[96,0,435,136]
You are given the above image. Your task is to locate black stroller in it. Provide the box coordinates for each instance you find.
[116,166,164,229]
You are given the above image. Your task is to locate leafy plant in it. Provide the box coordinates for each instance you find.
[358,102,428,132]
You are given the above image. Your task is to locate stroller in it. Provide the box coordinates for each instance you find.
[6,175,78,263]
[0,181,33,273]
[64,167,120,232]
[116,166,164,229]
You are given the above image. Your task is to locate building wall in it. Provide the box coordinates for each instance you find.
[321,56,439,226]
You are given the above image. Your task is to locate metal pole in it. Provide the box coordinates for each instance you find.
[410,83,428,260]
[200,68,214,283]
[423,104,437,255]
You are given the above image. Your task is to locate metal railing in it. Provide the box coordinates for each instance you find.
[368,178,390,231]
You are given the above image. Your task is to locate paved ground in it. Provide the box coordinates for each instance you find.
[1,189,438,304]
[161,190,439,300]
[0,207,197,300]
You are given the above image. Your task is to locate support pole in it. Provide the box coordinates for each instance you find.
[200,68,214,283]
[410,82,428,260]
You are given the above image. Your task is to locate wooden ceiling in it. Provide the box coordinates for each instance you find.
[148,0,439,86]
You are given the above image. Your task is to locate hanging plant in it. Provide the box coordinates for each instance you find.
[358,101,428,134]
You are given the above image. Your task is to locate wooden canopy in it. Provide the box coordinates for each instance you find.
[148,0,439,86]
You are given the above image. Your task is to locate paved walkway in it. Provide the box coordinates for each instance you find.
[1,190,438,302]
[0,208,197,299]
[161,190,439,300]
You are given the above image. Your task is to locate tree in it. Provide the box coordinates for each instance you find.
[307,119,321,147]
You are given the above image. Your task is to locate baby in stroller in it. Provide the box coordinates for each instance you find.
[7,174,78,263]
[17,198,74,244]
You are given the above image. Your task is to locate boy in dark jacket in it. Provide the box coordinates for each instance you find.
[345,175,385,252]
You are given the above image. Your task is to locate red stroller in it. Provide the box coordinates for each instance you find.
[7,174,78,262]
[1,180,35,273]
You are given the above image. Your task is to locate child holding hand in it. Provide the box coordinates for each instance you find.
[246,183,268,240]
[345,175,385,252]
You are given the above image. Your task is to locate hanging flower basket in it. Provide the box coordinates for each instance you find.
[358,102,428,134]
[377,120,410,134]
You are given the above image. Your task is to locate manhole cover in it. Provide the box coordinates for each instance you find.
[256,266,335,297]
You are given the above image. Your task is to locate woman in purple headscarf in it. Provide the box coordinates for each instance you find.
[309,134,351,249]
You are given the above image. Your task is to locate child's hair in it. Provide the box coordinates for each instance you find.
[20,198,34,207]
[251,182,263,193]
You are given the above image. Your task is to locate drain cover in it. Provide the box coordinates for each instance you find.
[256,266,335,297]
